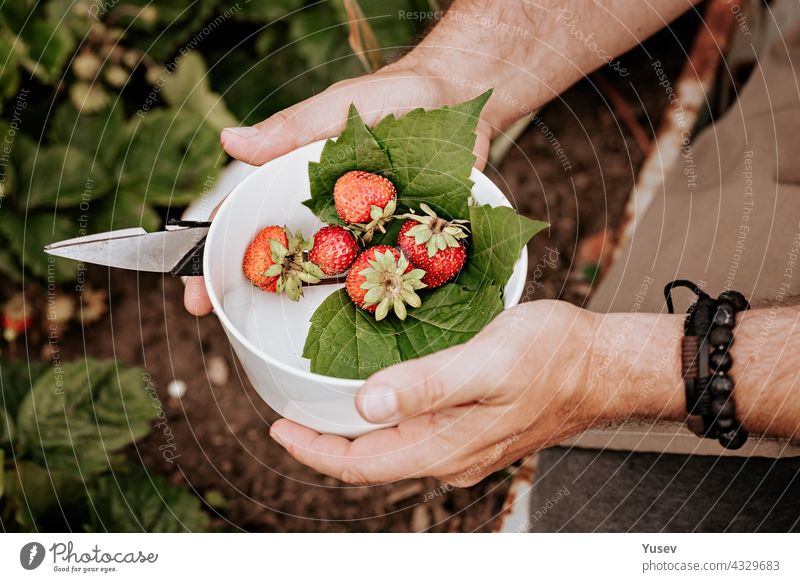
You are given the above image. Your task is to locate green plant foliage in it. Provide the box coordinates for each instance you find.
[118,109,223,206]
[459,205,549,288]
[15,359,157,475]
[0,358,211,532]
[371,92,492,219]
[88,469,211,532]
[0,0,433,283]
[0,212,83,282]
[303,289,402,379]
[160,52,239,132]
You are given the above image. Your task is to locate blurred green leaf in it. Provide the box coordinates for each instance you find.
[18,18,74,84]
[0,212,81,282]
[20,145,110,209]
[89,469,210,532]
[118,109,222,206]
[16,359,158,475]
[0,120,15,197]
[161,52,238,132]
[49,103,125,170]
[4,461,84,531]
[124,0,219,61]
[93,187,161,232]
[0,407,13,447]
[288,6,355,70]
[0,29,21,106]
[0,359,47,421]
[0,449,5,500]
[0,247,23,283]
[233,0,305,22]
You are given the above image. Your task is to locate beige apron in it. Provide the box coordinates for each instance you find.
[569,18,800,458]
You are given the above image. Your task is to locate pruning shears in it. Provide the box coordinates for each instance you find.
[43,219,211,277]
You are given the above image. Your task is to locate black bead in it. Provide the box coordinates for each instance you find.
[715,414,735,430]
[710,349,732,372]
[719,290,749,312]
[718,426,749,450]
[710,374,733,397]
[713,301,735,327]
[691,299,716,334]
[711,397,735,419]
[709,326,733,347]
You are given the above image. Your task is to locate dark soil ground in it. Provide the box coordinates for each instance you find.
[3,13,698,532]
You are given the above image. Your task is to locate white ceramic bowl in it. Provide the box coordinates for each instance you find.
[204,140,527,438]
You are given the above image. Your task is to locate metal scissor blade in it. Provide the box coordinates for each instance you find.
[44,227,209,273]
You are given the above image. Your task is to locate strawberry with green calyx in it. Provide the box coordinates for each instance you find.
[243,226,324,301]
[308,225,360,276]
[398,203,470,289]
[345,246,426,321]
[243,226,290,292]
[333,170,397,243]
[263,229,326,302]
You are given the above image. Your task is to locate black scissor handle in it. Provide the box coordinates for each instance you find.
[167,219,210,277]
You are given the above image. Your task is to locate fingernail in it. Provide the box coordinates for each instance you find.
[221,126,260,142]
[361,385,398,423]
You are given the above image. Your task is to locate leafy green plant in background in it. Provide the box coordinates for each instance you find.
[0,0,436,284]
[0,358,210,532]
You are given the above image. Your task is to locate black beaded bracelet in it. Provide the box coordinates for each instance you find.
[664,280,750,450]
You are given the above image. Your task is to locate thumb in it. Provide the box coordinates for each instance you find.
[356,341,493,424]
[220,99,342,165]
[220,80,375,165]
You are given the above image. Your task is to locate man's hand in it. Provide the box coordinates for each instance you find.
[268,300,657,485]
[183,66,491,316]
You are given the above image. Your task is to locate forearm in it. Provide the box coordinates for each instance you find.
[592,306,800,440]
[394,0,699,132]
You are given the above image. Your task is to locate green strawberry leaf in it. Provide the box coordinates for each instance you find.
[117,109,222,207]
[93,187,162,233]
[160,52,239,133]
[0,406,13,447]
[303,104,392,223]
[3,461,84,531]
[88,468,210,532]
[371,90,491,220]
[0,29,20,105]
[459,205,549,289]
[15,359,158,476]
[18,18,74,84]
[48,102,125,171]
[393,283,504,361]
[303,289,401,380]
[0,212,82,282]
[0,359,48,421]
[20,144,110,209]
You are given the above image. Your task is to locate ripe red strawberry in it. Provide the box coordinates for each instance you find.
[345,245,426,320]
[2,293,33,342]
[242,226,289,292]
[244,226,325,300]
[397,204,469,288]
[333,171,397,241]
[308,225,359,276]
